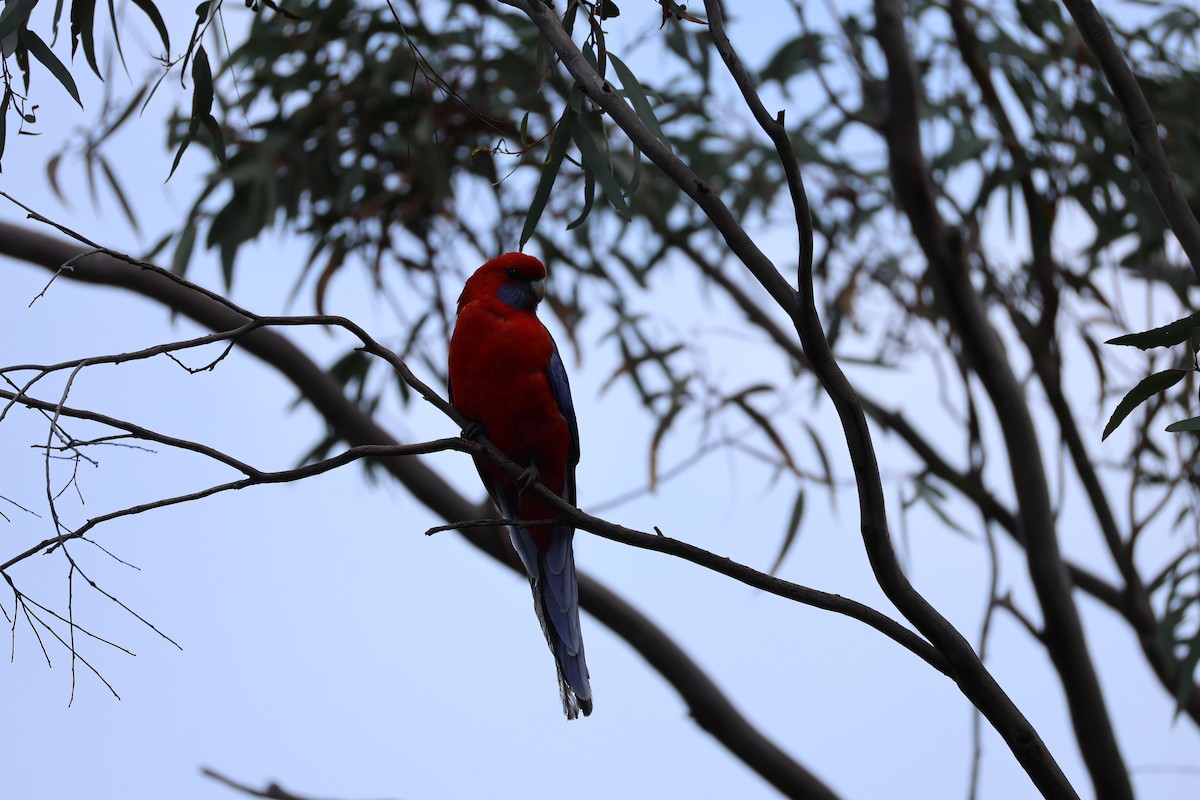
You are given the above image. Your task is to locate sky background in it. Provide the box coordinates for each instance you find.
[2,2,1199,799]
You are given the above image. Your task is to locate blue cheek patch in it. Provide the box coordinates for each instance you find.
[498,282,537,311]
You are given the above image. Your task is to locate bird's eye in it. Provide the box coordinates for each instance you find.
[504,268,520,278]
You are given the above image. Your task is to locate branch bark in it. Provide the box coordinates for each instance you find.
[1059,0,1200,282]
[872,1,1132,797]
[699,1,1078,796]
[0,220,839,800]
[512,0,1081,796]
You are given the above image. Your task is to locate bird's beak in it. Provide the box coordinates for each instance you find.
[531,278,546,302]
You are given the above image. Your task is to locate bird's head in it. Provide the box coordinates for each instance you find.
[459,252,548,313]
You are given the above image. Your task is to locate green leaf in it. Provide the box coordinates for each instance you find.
[171,220,196,276]
[609,53,671,147]
[190,44,214,118]
[69,0,101,79]
[768,487,805,576]
[566,171,595,230]
[569,109,630,220]
[1107,312,1200,350]
[726,390,797,473]
[0,0,38,41]
[1102,368,1189,441]
[50,0,64,42]
[96,81,148,143]
[647,398,684,491]
[759,32,823,86]
[519,108,572,249]
[0,89,9,169]
[19,27,82,108]
[97,153,139,231]
[1165,415,1200,433]
[105,0,127,74]
[130,0,168,54]
[45,151,66,203]
[201,112,226,166]
[167,122,196,181]
[167,45,216,181]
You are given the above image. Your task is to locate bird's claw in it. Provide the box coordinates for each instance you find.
[515,465,540,494]
[461,421,486,441]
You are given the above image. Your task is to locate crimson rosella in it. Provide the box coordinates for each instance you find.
[447,253,593,719]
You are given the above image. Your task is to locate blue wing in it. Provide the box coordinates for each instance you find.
[455,332,592,717]
[530,332,590,716]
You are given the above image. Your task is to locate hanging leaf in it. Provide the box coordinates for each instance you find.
[19,27,82,107]
[98,153,139,231]
[171,220,196,276]
[0,0,38,41]
[1102,369,1189,441]
[45,151,66,202]
[609,53,671,147]
[105,0,128,73]
[190,44,214,117]
[519,109,572,249]
[0,89,9,168]
[647,398,684,491]
[725,388,797,473]
[130,0,169,54]
[569,108,630,220]
[1165,415,1200,433]
[1107,312,1200,350]
[566,172,595,230]
[69,0,101,79]
[908,473,973,538]
[767,487,805,575]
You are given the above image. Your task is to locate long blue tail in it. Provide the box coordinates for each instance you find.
[511,527,593,718]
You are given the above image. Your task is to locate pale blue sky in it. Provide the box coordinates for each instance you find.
[1,2,1198,799]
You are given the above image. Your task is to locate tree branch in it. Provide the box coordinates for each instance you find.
[0,378,945,682]
[512,0,1084,794]
[0,220,836,800]
[651,219,1127,618]
[1025,333,1200,725]
[873,0,1130,796]
[1058,0,1200,282]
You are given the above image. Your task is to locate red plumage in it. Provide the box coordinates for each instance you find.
[449,254,569,551]
[448,253,593,718]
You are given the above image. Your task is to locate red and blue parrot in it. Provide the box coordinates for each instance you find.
[447,253,593,719]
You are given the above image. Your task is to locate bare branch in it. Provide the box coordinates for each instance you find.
[873,0,1129,795]
[697,1,1083,796]
[0,221,831,800]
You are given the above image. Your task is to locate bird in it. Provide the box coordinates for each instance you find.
[447,252,593,719]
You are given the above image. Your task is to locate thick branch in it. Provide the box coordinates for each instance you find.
[656,223,1126,617]
[509,0,1084,794]
[0,220,835,800]
[1029,342,1200,725]
[699,1,1079,796]
[873,1,1130,797]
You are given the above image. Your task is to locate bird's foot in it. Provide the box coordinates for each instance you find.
[515,465,540,494]
[460,421,486,441]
